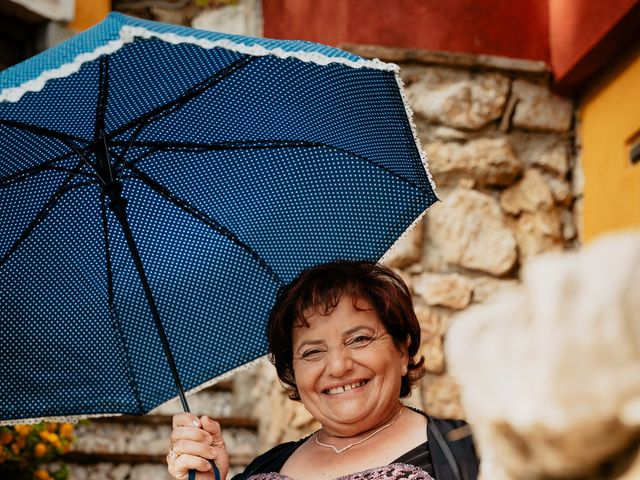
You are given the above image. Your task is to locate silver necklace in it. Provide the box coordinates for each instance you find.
[314,406,404,454]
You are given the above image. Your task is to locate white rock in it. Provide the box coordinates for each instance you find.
[446,231,640,478]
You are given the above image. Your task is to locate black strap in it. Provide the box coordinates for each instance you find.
[427,420,462,480]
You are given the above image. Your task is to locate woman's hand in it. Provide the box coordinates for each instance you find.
[167,413,230,480]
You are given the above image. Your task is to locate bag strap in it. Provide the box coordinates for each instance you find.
[427,420,462,480]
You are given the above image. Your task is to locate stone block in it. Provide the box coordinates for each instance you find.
[500,168,554,215]
[507,208,563,260]
[406,68,510,130]
[427,138,523,187]
[509,131,571,177]
[421,374,465,419]
[543,173,573,206]
[512,80,573,132]
[470,276,519,303]
[412,273,473,309]
[425,188,518,275]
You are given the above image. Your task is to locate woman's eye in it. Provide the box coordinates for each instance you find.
[348,335,372,347]
[301,349,323,359]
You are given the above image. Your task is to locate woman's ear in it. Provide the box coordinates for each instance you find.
[400,337,410,374]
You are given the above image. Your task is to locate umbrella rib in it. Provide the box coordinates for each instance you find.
[94,56,115,183]
[99,193,145,412]
[130,166,283,286]
[322,144,422,190]
[108,55,260,169]
[0,163,96,188]
[0,119,106,183]
[111,139,325,164]
[111,55,258,137]
[94,56,109,146]
[0,119,90,145]
[118,139,422,190]
[0,164,90,267]
[111,139,324,150]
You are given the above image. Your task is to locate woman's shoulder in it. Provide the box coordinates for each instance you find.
[232,437,308,479]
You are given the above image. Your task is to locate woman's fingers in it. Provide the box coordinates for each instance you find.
[168,414,229,480]
[167,452,214,480]
[201,416,230,479]
[201,416,225,447]
[171,426,213,445]
[172,439,218,460]
[173,412,202,429]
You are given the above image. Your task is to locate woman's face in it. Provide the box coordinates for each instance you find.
[292,295,408,436]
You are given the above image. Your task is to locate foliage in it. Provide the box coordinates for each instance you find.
[0,422,76,480]
[194,0,239,8]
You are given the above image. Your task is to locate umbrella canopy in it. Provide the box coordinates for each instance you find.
[0,13,437,425]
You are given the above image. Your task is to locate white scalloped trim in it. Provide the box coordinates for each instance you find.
[394,72,438,197]
[0,39,125,103]
[0,25,398,103]
[0,356,270,426]
[379,73,440,264]
[0,412,122,427]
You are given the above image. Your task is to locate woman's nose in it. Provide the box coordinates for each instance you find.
[326,347,354,376]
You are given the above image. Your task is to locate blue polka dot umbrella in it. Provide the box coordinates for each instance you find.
[0,13,437,427]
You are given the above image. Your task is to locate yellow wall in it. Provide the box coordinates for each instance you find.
[579,42,640,242]
[68,0,111,32]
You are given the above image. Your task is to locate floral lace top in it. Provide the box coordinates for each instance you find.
[247,462,434,480]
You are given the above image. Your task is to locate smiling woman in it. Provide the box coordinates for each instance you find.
[167,261,479,480]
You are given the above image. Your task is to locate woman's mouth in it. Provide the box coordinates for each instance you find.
[323,380,368,395]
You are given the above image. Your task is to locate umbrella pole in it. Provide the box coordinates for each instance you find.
[105,183,221,480]
[106,182,191,413]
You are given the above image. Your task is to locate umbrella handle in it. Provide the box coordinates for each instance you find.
[188,463,221,480]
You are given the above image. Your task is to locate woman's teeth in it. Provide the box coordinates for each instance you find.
[325,380,367,395]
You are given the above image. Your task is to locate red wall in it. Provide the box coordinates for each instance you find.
[263,0,550,63]
[549,0,640,90]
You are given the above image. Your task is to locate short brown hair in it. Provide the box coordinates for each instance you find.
[267,260,425,400]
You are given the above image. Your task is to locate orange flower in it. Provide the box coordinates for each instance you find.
[33,469,52,480]
[15,435,27,449]
[0,430,12,445]
[45,422,58,433]
[14,424,32,436]
[59,423,74,438]
[34,442,48,457]
[11,442,21,455]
